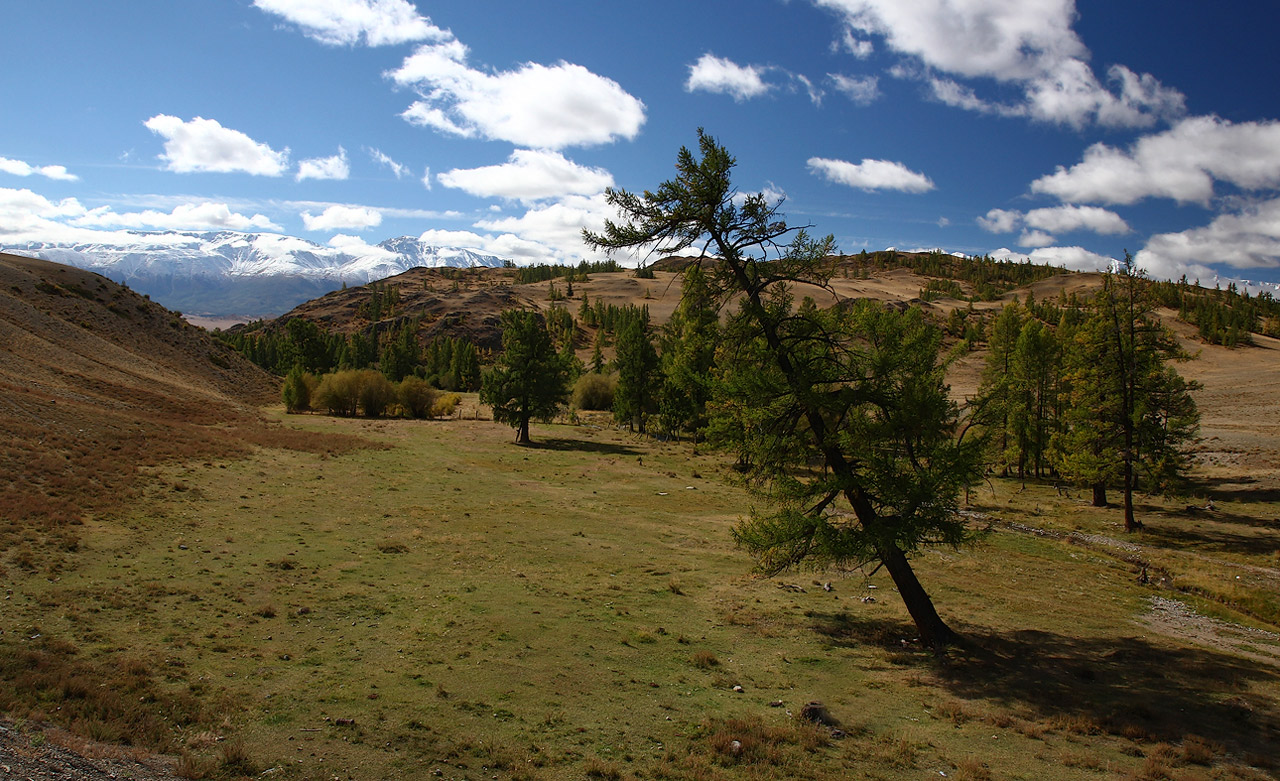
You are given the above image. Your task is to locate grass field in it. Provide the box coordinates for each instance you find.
[2,405,1278,780]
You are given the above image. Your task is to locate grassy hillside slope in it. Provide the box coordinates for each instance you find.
[0,253,357,541]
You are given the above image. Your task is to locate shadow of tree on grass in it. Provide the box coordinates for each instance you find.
[526,437,642,456]
[809,611,1280,770]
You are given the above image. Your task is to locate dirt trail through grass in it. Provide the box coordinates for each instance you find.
[1141,597,1280,670]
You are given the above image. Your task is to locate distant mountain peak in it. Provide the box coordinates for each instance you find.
[4,231,511,318]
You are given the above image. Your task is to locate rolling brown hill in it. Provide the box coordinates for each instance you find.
[260,252,1280,493]
[256,251,1032,354]
[0,253,346,540]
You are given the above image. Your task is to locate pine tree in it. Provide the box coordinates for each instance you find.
[380,323,420,382]
[480,310,573,444]
[1053,256,1200,528]
[584,130,982,649]
[590,330,606,374]
[657,263,720,440]
[282,364,312,413]
[612,312,660,433]
[1008,318,1062,479]
[977,302,1025,475]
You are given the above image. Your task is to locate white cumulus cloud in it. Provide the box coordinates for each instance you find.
[978,205,1129,242]
[389,39,645,149]
[296,147,350,181]
[0,156,79,182]
[976,208,1021,233]
[807,156,934,193]
[300,204,383,232]
[990,245,1116,272]
[0,187,196,247]
[437,149,613,203]
[1137,197,1280,281]
[1025,204,1129,235]
[1018,229,1055,248]
[1032,115,1280,206]
[72,201,281,232]
[0,187,87,231]
[326,233,397,260]
[477,194,613,256]
[816,0,1184,128]
[144,115,289,176]
[836,27,875,58]
[686,54,772,101]
[252,0,449,46]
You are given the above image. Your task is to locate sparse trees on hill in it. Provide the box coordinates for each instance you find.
[584,130,983,649]
[974,258,1202,530]
[480,309,573,444]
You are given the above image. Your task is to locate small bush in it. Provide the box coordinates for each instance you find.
[954,757,993,781]
[281,365,313,413]
[1180,735,1220,765]
[219,737,257,776]
[572,372,616,411]
[398,376,437,419]
[314,371,360,417]
[358,371,396,418]
[583,757,623,779]
[314,369,395,417]
[431,393,462,418]
[690,650,719,669]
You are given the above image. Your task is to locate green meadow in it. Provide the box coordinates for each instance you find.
[3,406,1278,780]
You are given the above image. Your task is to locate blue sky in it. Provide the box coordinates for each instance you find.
[4,0,1280,287]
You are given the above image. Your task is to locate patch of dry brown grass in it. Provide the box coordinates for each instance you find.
[0,633,218,754]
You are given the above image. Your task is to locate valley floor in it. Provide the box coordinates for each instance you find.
[2,408,1279,780]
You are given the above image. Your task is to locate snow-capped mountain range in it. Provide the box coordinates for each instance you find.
[5,231,509,319]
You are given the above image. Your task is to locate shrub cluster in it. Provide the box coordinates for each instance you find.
[571,372,616,410]
[284,369,461,419]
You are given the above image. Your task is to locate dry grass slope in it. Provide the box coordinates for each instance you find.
[0,253,367,548]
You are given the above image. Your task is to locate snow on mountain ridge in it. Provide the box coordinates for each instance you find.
[7,230,509,283]
[3,230,513,317]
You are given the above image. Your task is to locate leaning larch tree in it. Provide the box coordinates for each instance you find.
[584,131,982,649]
